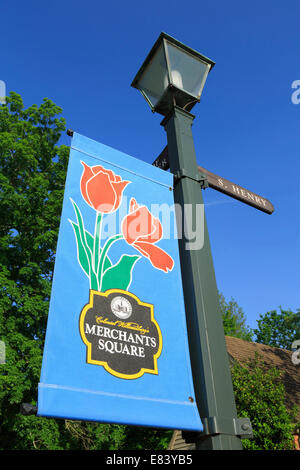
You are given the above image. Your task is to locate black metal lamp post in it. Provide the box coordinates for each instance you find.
[131,33,252,450]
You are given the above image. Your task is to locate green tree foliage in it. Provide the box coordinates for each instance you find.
[219,292,253,341]
[59,423,172,451]
[231,355,297,450]
[120,426,173,450]
[0,92,71,449]
[253,308,300,350]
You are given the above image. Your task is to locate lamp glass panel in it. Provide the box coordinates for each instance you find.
[136,43,169,107]
[166,42,210,98]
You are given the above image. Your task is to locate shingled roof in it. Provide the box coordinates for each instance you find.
[168,336,300,450]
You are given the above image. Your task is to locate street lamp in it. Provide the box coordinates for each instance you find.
[132,33,252,450]
[131,32,215,116]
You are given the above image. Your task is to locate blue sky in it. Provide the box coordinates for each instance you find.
[2,0,299,331]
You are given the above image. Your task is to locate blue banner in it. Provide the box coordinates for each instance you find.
[38,132,202,431]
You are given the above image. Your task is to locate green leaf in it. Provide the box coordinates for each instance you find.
[100,254,140,292]
[103,255,112,273]
[83,228,112,280]
[71,200,92,258]
[70,200,98,290]
[84,229,94,254]
[96,252,112,287]
[69,221,91,277]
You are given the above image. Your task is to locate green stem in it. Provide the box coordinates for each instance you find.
[93,211,102,275]
[98,234,123,290]
[90,269,99,291]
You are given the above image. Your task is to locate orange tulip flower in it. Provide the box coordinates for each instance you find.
[80,161,130,213]
[122,198,174,273]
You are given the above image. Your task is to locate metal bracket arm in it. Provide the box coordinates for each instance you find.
[182,417,253,444]
[174,168,208,189]
[203,416,253,439]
